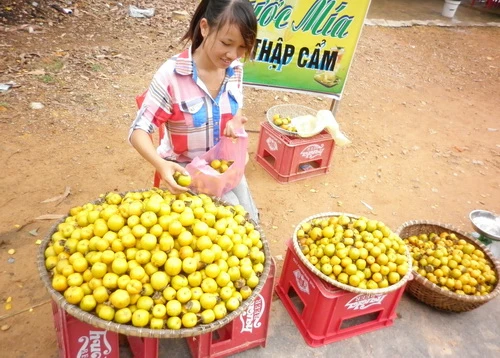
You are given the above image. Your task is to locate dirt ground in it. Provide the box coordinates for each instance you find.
[0,1,499,357]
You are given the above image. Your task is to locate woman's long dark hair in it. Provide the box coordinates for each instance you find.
[182,0,258,60]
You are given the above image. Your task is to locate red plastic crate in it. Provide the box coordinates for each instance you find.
[186,258,276,358]
[275,240,406,347]
[127,336,159,358]
[51,300,120,358]
[51,301,159,358]
[51,259,275,358]
[255,122,335,183]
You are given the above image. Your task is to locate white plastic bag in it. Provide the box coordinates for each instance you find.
[129,5,155,18]
[292,110,351,146]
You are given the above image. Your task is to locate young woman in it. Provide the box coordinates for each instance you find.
[129,0,259,221]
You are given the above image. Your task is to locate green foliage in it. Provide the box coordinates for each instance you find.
[46,59,64,72]
[39,74,55,83]
[90,63,102,72]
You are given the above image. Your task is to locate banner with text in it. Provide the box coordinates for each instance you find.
[244,0,371,99]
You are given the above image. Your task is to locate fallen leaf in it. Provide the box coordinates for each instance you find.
[7,249,15,255]
[26,69,45,75]
[1,324,10,331]
[361,200,373,210]
[41,186,71,204]
[30,102,44,110]
[35,239,42,245]
[29,228,39,236]
[35,214,65,220]
[112,54,132,60]
[172,10,189,20]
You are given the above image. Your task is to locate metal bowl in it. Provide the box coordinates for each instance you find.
[469,209,500,241]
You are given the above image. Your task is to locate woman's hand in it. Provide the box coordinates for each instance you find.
[224,113,247,138]
[130,129,189,194]
[158,160,190,194]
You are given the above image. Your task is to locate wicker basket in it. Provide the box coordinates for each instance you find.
[292,212,413,295]
[266,104,317,137]
[396,220,500,312]
[37,191,272,338]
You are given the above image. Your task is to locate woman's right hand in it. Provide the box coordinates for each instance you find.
[158,160,190,194]
[129,129,190,195]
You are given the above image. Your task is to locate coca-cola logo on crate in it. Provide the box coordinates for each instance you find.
[300,144,324,159]
[345,293,386,311]
[293,268,310,294]
[266,137,278,151]
[240,293,265,333]
[76,330,113,358]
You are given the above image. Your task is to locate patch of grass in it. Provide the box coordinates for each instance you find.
[90,63,102,72]
[0,102,8,107]
[39,74,55,84]
[46,58,64,72]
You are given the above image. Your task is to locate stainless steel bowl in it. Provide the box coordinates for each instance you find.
[469,209,500,241]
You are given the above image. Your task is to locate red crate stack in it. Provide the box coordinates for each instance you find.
[275,240,406,347]
[256,122,335,183]
[51,258,275,358]
[186,258,276,358]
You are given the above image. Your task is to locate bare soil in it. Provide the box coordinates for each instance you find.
[1,1,499,357]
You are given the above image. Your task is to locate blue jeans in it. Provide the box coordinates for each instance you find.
[221,175,259,224]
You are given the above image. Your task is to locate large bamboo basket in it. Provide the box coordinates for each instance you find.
[37,191,272,338]
[292,212,413,295]
[396,220,500,312]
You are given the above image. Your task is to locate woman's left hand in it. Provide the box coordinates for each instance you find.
[224,114,247,138]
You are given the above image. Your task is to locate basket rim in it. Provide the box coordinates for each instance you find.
[292,212,413,295]
[37,189,272,338]
[266,103,317,114]
[266,104,317,138]
[395,219,500,303]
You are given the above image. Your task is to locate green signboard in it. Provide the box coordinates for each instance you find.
[244,0,372,99]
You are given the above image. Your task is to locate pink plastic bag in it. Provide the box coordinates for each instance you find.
[185,131,248,198]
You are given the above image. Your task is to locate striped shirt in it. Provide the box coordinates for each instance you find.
[130,47,244,162]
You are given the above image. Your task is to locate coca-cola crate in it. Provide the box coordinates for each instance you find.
[51,301,159,358]
[186,258,276,358]
[275,240,406,347]
[51,300,120,358]
[51,259,275,358]
[127,336,159,358]
[255,122,335,183]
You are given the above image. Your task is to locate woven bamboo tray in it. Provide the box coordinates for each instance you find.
[396,220,500,312]
[37,191,272,338]
[292,212,413,295]
[266,104,316,137]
